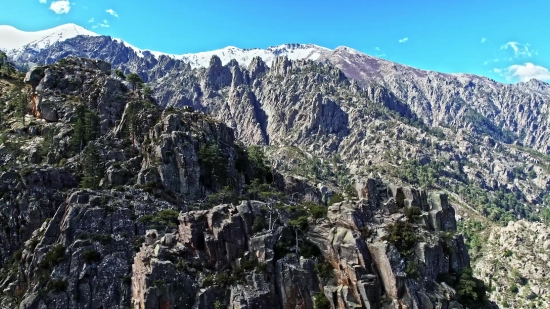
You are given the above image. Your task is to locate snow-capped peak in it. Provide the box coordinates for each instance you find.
[0,23,98,52]
[167,43,332,68]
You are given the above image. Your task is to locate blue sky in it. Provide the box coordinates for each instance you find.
[1,0,549,83]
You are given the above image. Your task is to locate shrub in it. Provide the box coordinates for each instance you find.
[328,193,344,205]
[138,209,179,229]
[381,221,417,255]
[438,267,487,307]
[405,261,420,278]
[307,203,327,220]
[314,262,334,279]
[252,217,268,233]
[300,240,322,259]
[81,249,101,264]
[40,244,65,269]
[199,143,228,189]
[47,279,68,292]
[404,207,422,222]
[314,292,330,309]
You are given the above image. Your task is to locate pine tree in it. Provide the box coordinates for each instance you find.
[126,73,143,91]
[70,105,87,153]
[14,88,28,125]
[124,102,138,144]
[0,52,16,77]
[70,105,100,153]
[80,143,104,189]
[84,109,100,142]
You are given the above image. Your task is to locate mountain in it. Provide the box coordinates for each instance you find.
[5,24,550,154]
[0,23,98,54]
[2,23,550,309]
[0,57,494,309]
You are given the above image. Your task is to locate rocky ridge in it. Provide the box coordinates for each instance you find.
[0,58,494,308]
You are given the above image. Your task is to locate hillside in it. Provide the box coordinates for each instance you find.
[0,57,498,309]
[2,23,550,309]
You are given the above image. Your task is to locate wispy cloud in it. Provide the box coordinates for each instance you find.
[481,37,486,43]
[39,0,47,4]
[88,17,95,23]
[494,63,550,82]
[106,9,119,18]
[398,37,409,43]
[375,47,380,51]
[501,42,532,58]
[49,0,70,14]
[92,20,110,29]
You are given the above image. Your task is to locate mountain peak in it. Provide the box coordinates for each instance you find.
[0,23,98,52]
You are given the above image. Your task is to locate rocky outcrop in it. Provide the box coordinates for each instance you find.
[127,183,483,309]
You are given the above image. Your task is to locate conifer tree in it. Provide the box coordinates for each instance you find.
[80,143,104,189]
[126,73,143,91]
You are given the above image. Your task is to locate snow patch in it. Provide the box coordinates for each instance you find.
[0,23,98,52]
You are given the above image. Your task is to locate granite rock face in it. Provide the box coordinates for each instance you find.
[127,185,477,309]
[9,38,550,217]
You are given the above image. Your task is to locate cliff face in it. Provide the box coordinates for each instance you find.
[10,37,550,220]
[11,37,550,155]
[0,58,493,309]
[9,182,479,309]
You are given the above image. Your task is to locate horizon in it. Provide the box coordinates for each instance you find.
[1,0,549,84]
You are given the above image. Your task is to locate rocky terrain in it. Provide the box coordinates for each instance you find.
[0,57,499,308]
[465,219,550,309]
[2,25,550,309]
[7,34,550,217]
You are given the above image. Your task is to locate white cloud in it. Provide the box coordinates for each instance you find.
[398,37,408,43]
[106,9,119,18]
[375,47,380,51]
[501,42,532,58]
[39,0,47,4]
[495,63,550,82]
[99,20,109,28]
[88,17,94,23]
[50,0,70,14]
[481,37,486,43]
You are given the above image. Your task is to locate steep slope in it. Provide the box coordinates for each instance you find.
[320,47,550,153]
[0,57,496,309]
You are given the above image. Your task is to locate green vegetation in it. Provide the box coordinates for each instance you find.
[237,145,273,184]
[314,261,334,280]
[47,279,68,292]
[438,267,488,307]
[126,73,143,91]
[39,244,65,269]
[405,261,420,278]
[458,184,528,222]
[199,142,228,189]
[252,216,268,233]
[81,249,101,263]
[458,219,488,255]
[201,259,265,288]
[381,221,417,255]
[464,109,515,143]
[77,233,113,245]
[138,209,180,229]
[314,292,331,309]
[398,159,446,188]
[0,51,16,76]
[114,69,125,80]
[70,104,100,153]
[80,143,105,189]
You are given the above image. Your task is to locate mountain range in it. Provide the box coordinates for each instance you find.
[3,24,549,156]
[1,23,550,309]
